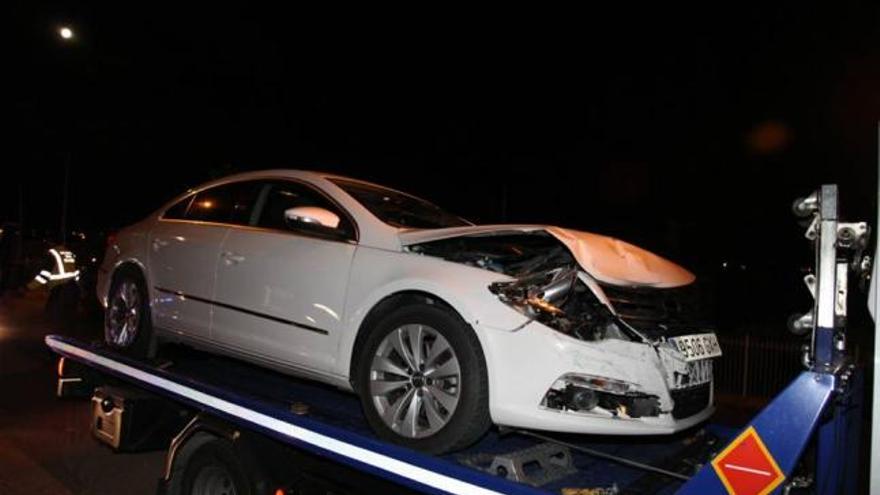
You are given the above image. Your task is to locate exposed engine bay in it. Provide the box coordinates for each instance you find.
[406,230,705,343]
[489,267,636,341]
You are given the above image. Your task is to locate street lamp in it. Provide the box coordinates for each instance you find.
[56,24,76,242]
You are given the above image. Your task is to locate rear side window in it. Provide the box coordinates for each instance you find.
[169,181,262,225]
[163,196,193,220]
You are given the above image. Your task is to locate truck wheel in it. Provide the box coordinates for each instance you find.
[355,303,490,454]
[104,268,154,358]
[181,439,252,495]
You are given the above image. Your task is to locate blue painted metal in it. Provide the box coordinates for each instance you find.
[51,334,721,494]
[56,329,860,495]
[46,335,545,495]
[677,372,835,494]
[817,370,864,495]
[680,185,868,494]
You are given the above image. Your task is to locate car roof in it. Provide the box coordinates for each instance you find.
[188,169,406,195]
[197,169,432,205]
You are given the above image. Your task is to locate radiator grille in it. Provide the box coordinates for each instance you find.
[601,283,708,337]
[669,383,711,419]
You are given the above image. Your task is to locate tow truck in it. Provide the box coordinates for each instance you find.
[47,182,874,495]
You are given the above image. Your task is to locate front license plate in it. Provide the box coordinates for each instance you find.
[686,359,712,386]
[669,333,722,362]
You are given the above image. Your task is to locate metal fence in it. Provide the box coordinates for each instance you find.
[713,333,863,398]
[714,334,804,397]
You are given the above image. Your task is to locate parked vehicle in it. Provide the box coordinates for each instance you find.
[98,170,719,453]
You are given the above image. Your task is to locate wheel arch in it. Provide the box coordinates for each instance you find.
[103,259,149,301]
[346,289,484,388]
[111,259,148,280]
[162,416,269,495]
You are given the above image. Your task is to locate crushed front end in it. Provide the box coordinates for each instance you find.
[407,228,720,434]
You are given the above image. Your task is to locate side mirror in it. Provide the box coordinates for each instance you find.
[284,206,341,230]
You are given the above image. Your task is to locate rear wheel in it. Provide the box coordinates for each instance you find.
[355,303,490,454]
[104,268,154,358]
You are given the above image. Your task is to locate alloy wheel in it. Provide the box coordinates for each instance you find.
[369,324,461,439]
[106,279,140,348]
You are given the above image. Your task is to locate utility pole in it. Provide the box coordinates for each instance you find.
[60,152,70,244]
[17,182,24,227]
[500,180,508,222]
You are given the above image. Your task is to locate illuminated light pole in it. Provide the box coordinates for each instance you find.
[56,24,75,243]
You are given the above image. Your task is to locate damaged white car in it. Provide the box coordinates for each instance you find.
[98,170,720,454]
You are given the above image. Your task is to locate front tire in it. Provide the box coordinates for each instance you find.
[355,303,490,454]
[104,268,154,358]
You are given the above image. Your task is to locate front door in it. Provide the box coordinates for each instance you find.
[211,180,357,375]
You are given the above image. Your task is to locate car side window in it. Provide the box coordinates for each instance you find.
[186,181,262,225]
[255,181,355,240]
[163,195,194,220]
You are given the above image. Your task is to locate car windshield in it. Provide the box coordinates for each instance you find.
[330,178,470,229]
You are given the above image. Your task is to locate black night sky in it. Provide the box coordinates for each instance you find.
[8,3,880,329]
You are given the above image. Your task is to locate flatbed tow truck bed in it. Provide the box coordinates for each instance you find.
[46,334,729,495]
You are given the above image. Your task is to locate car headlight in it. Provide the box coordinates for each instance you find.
[489,267,575,315]
[489,267,629,341]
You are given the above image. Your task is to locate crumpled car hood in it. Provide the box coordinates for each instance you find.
[399,225,695,288]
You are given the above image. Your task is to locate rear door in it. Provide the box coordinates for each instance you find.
[211,179,357,375]
[149,181,261,341]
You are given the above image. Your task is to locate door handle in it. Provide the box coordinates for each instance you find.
[222,251,246,265]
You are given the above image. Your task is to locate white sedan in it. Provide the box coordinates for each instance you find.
[98,170,719,453]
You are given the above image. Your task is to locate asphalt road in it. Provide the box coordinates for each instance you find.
[0,290,163,495]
